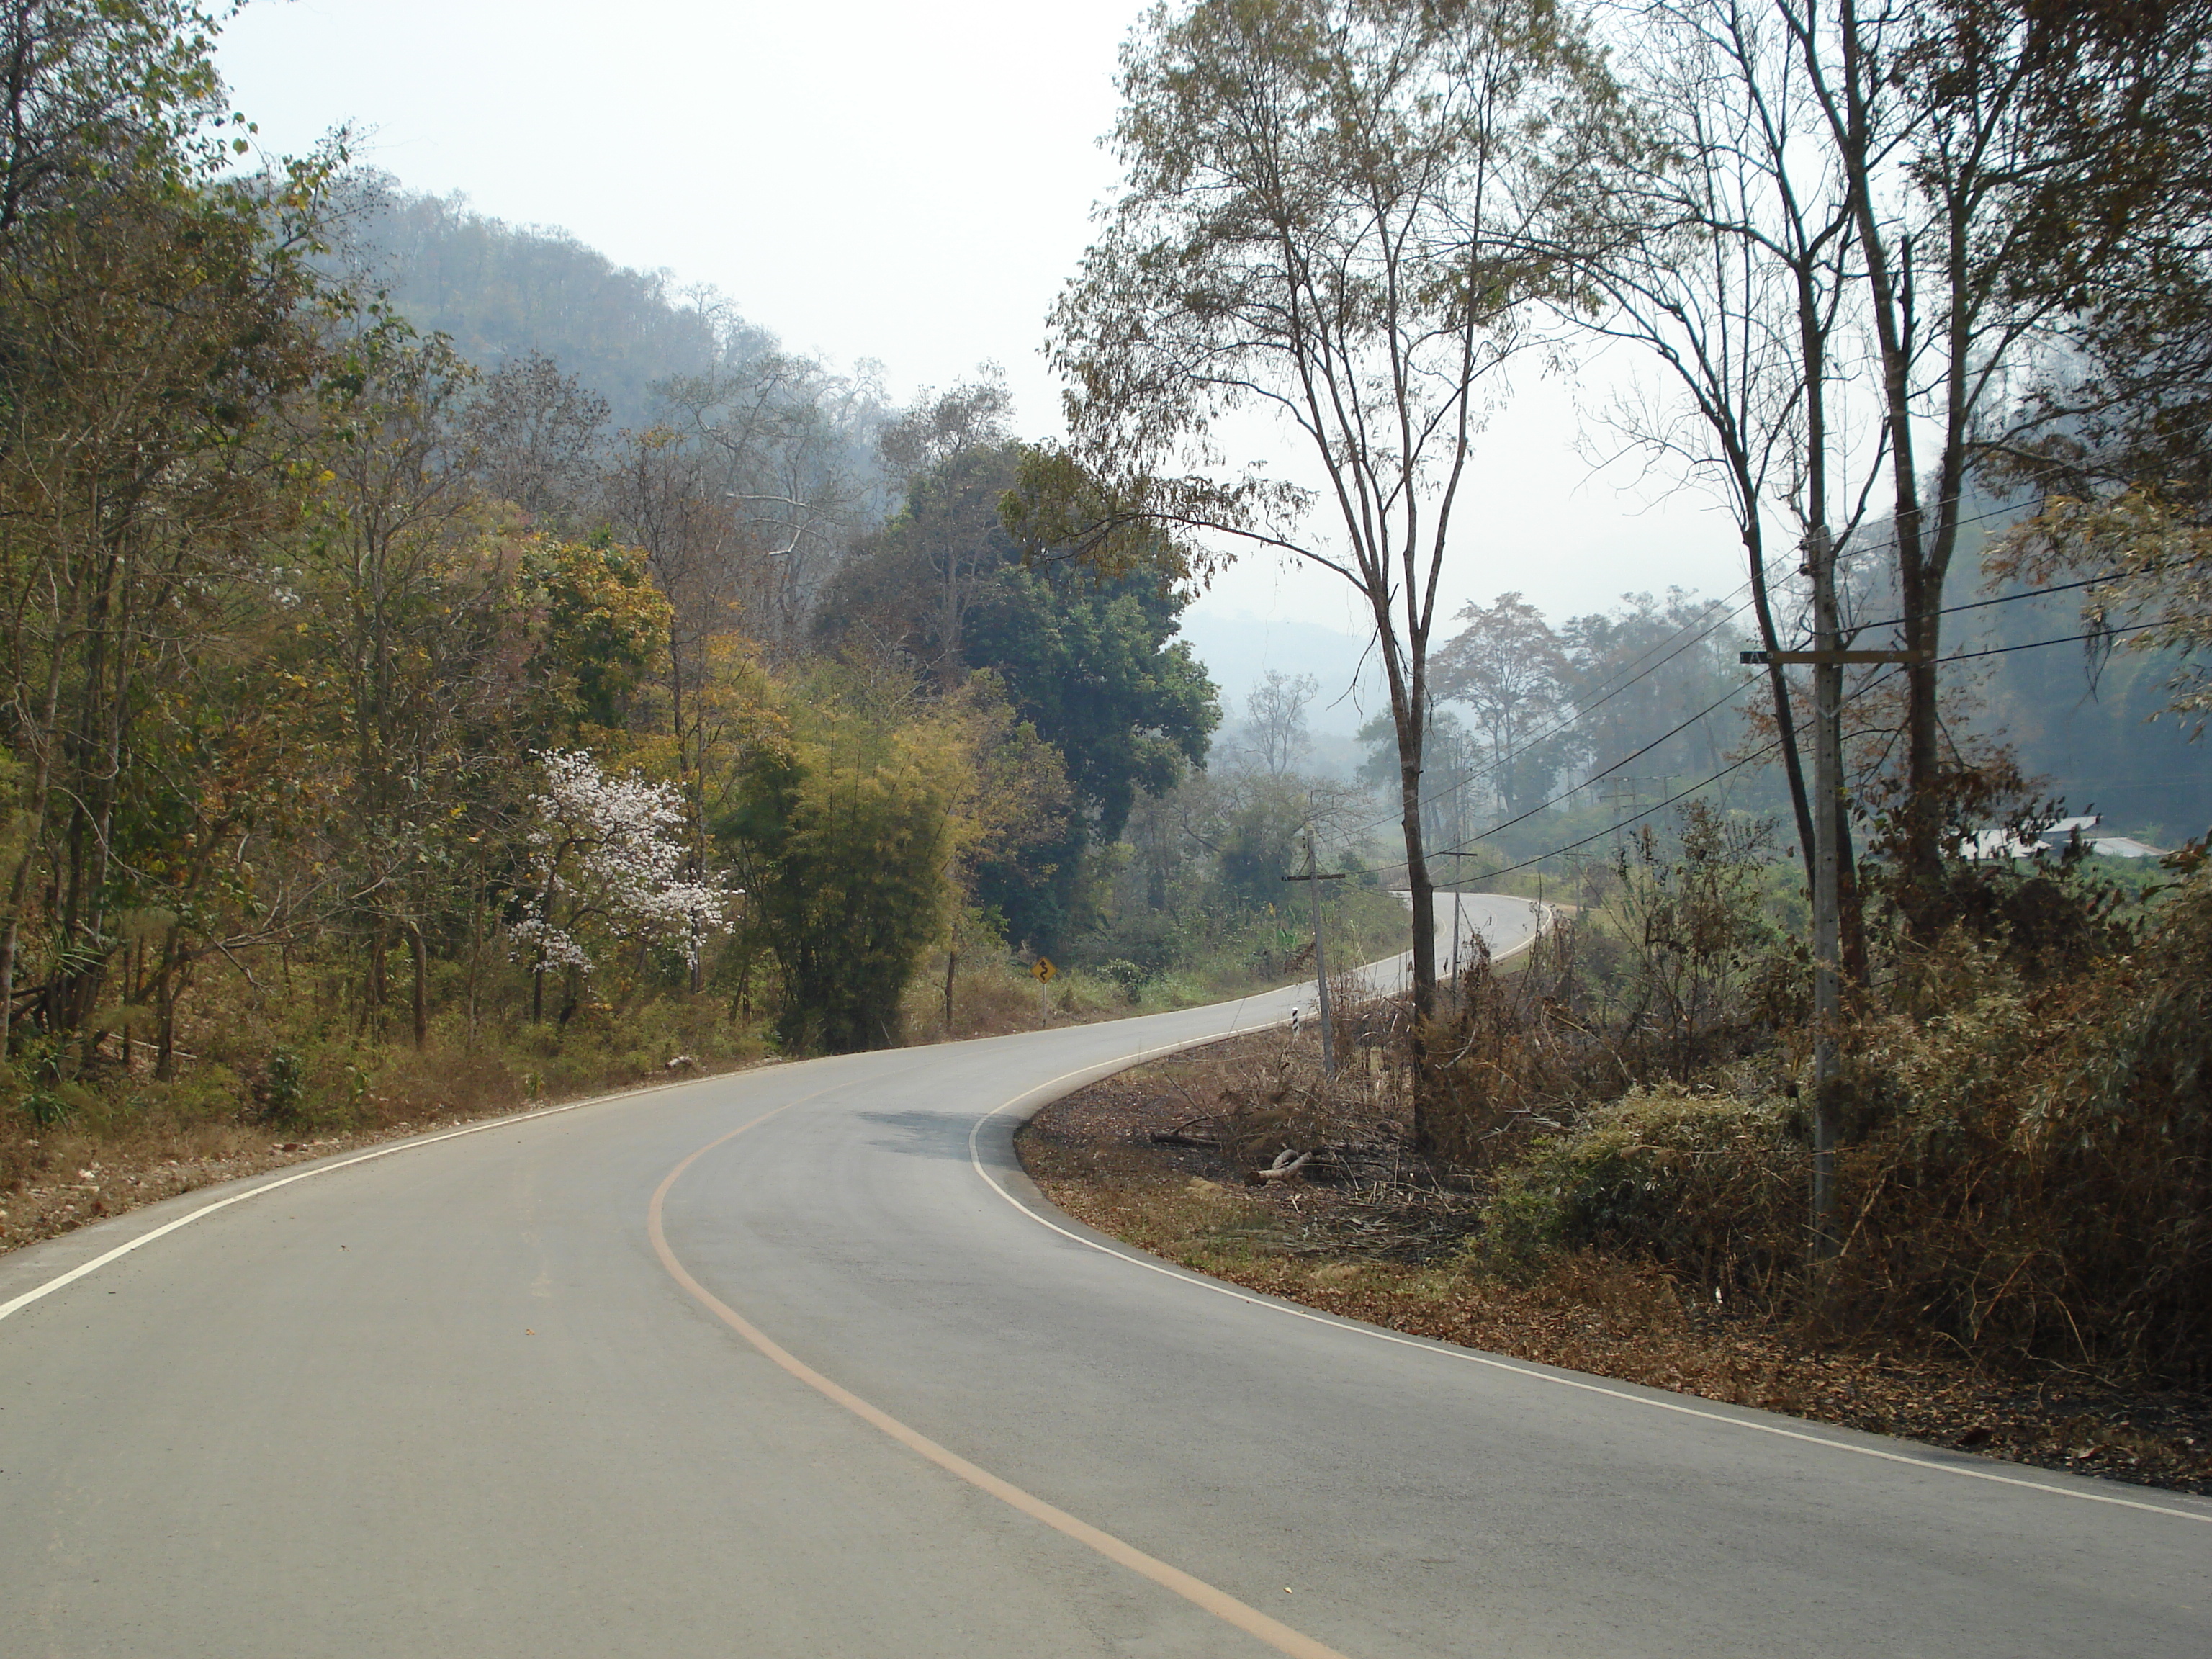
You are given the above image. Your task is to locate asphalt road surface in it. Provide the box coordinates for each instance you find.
[2,895,2206,1658]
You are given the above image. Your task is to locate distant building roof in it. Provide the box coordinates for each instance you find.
[1960,814,2167,861]
[2087,836,2166,860]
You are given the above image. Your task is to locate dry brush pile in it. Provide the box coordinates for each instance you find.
[1171,814,2212,1385]
[1437,839,2212,1381]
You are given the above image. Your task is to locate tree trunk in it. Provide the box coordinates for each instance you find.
[464,891,482,1043]
[153,926,179,1082]
[1392,698,1438,1151]
[1835,0,1956,935]
[364,917,387,1037]
[1743,521,1818,876]
[0,590,70,1059]
[409,921,428,1050]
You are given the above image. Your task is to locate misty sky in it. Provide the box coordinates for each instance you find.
[217,0,1744,669]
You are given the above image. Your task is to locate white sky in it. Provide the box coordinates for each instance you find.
[217,0,1744,648]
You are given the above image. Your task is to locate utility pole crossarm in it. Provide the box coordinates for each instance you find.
[1280,873,1350,881]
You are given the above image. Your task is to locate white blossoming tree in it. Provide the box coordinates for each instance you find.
[511,750,734,1020]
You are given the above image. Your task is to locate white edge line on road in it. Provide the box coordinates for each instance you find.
[0,1076,713,1326]
[646,1065,1352,1659]
[966,1038,2212,1531]
[0,900,1511,1330]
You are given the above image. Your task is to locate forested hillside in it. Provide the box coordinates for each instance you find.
[329,173,765,433]
[0,3,1444,1201]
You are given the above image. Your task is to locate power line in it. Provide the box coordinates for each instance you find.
[1413,567,2166,850]
[1453,615,2201,879]
[1847,567,2138,637]
[1824,404,2212,565]
[1465,745,1777,883]
[1943,616,2207,663]
[1370,560,2143,842]
[1348,584,1759,837]
[1346,480,2195,845]
[1432,674,1761,855]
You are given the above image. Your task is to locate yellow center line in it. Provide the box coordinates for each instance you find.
[645,1075,1353,1659]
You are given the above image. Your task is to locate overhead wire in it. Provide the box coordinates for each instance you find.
[1845,567,2141,637]
[1336,460,2201,849]
[1431,673,1761,855]
[1404,564,2166,848]
[1343,582,1761,839]
[1447,616,2203,879]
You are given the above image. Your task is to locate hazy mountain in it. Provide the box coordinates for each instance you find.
[328,173,781,431]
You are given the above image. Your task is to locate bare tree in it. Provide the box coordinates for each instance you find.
[1777,0,2202,915]
[1576,0,1871,880]
[872,373,1015,684]
[656,351,886,652]
[465,350,609,527]
[1241,670,1319,780]
[1035,0,1629,1080]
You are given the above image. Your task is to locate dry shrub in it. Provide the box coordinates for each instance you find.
[1821,875,2212,1375]
[1473,1084,1804,1305]
[1464,867,2212,1380]
[1418,922,1629,1169]
[903,951,1043,1040]
[1185,1042,1382,1177]
[366,1048,527,1121]
[1419,809,1791,1170]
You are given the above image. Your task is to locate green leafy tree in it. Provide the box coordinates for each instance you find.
[729,666,985,1053]
[0,5,338,1058]
[824,439,1216,950]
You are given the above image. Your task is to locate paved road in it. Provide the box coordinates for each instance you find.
[1385,889,1557,986]
[1,897,2205,1658]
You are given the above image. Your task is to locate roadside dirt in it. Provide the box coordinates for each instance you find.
[1015,1033,2212,1498]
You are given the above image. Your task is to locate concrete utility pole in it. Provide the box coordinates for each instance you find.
[1283,827,1346,1079]
[1807,530,1845,1262]
[1743,539,1924,1264]
[1435,848,1480,979]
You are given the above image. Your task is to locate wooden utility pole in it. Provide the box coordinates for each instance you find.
[1283,827,1346,1078]
[1745,575,1925,1262]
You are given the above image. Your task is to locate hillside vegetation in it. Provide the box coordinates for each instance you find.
[0,6,1421,1223]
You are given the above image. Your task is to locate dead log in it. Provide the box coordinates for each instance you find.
[1247,1148,1313,1184]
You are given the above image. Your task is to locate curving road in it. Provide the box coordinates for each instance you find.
[1,896,2206,1658]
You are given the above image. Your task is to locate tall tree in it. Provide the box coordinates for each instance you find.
[1577,0,1866,883]
[825,438,1217,952]
[1779,0,2209,915]
[1240,670,1319,779]
[464,349,609,529]
[1035,0,1627,1063]
[1434,592,1575,817]
[0,7,336,1057]
[868,374,1017,685]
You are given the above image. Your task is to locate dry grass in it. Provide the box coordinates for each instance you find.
[0,1051,783,1257]
[0,966,771,1256]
